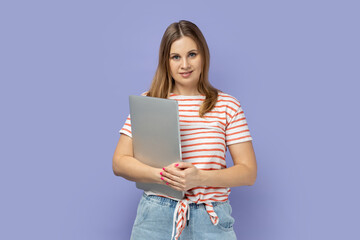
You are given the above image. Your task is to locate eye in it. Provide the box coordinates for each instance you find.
[189,52,197,57]
[171,55,180,60]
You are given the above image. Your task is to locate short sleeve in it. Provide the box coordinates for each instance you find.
[225,100,253,146]
[119,113,132,138]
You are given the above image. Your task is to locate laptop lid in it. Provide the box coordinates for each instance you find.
[129,95,184,199]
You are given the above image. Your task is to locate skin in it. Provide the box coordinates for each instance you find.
[169,36,202,96]
[160,36,203,189]
[160,141,257,191]
[112,36,257,191]
[159,36,257,190]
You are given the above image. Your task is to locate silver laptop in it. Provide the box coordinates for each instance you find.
[129,95,184,199]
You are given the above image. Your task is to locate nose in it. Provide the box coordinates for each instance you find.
[181,58,190,70]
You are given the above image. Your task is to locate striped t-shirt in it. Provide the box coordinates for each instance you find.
[119,91,253,239]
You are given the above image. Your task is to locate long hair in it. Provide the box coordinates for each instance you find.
[146,20,221,118]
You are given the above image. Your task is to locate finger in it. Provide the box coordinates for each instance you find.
[162,167,182,178]
[175,162,194,169]
[161,170,183,184]
[164,162,182,171]
[161,175,183,191]
[166,181,183,191]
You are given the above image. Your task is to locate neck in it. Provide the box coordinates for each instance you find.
[171,87,200,96]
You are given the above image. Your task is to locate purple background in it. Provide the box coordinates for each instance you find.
[1,0,359,239]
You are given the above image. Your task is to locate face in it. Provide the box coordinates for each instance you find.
[169,36,202,92]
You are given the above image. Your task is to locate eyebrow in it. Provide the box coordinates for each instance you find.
[170,49,198,56]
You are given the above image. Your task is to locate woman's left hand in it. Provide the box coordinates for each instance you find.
[160,162,202,191]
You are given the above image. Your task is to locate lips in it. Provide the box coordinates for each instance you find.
[180,71,193,78]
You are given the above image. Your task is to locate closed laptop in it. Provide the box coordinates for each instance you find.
[129,95,184,199]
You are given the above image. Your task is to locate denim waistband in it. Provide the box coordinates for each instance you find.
[142,191,229,209]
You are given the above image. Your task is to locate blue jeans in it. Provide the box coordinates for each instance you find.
[130,192,237,240]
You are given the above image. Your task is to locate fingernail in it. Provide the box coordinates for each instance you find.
[166,182,169,185]
[160,172,163,175]
[161,177,164,180]
[175,164,179,167]
[162,167,165,170]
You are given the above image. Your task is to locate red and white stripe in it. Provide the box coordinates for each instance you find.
[119,91,253,239]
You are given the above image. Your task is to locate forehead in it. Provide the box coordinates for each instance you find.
[170,36,198,53]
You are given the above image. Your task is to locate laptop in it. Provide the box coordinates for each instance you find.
[129,95,185,199]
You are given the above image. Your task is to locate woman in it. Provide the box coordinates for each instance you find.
[113,20,257,240]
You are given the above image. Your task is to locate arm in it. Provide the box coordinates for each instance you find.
[112,133,163,184]
[199,141,257,187]
[160,141,257,191]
